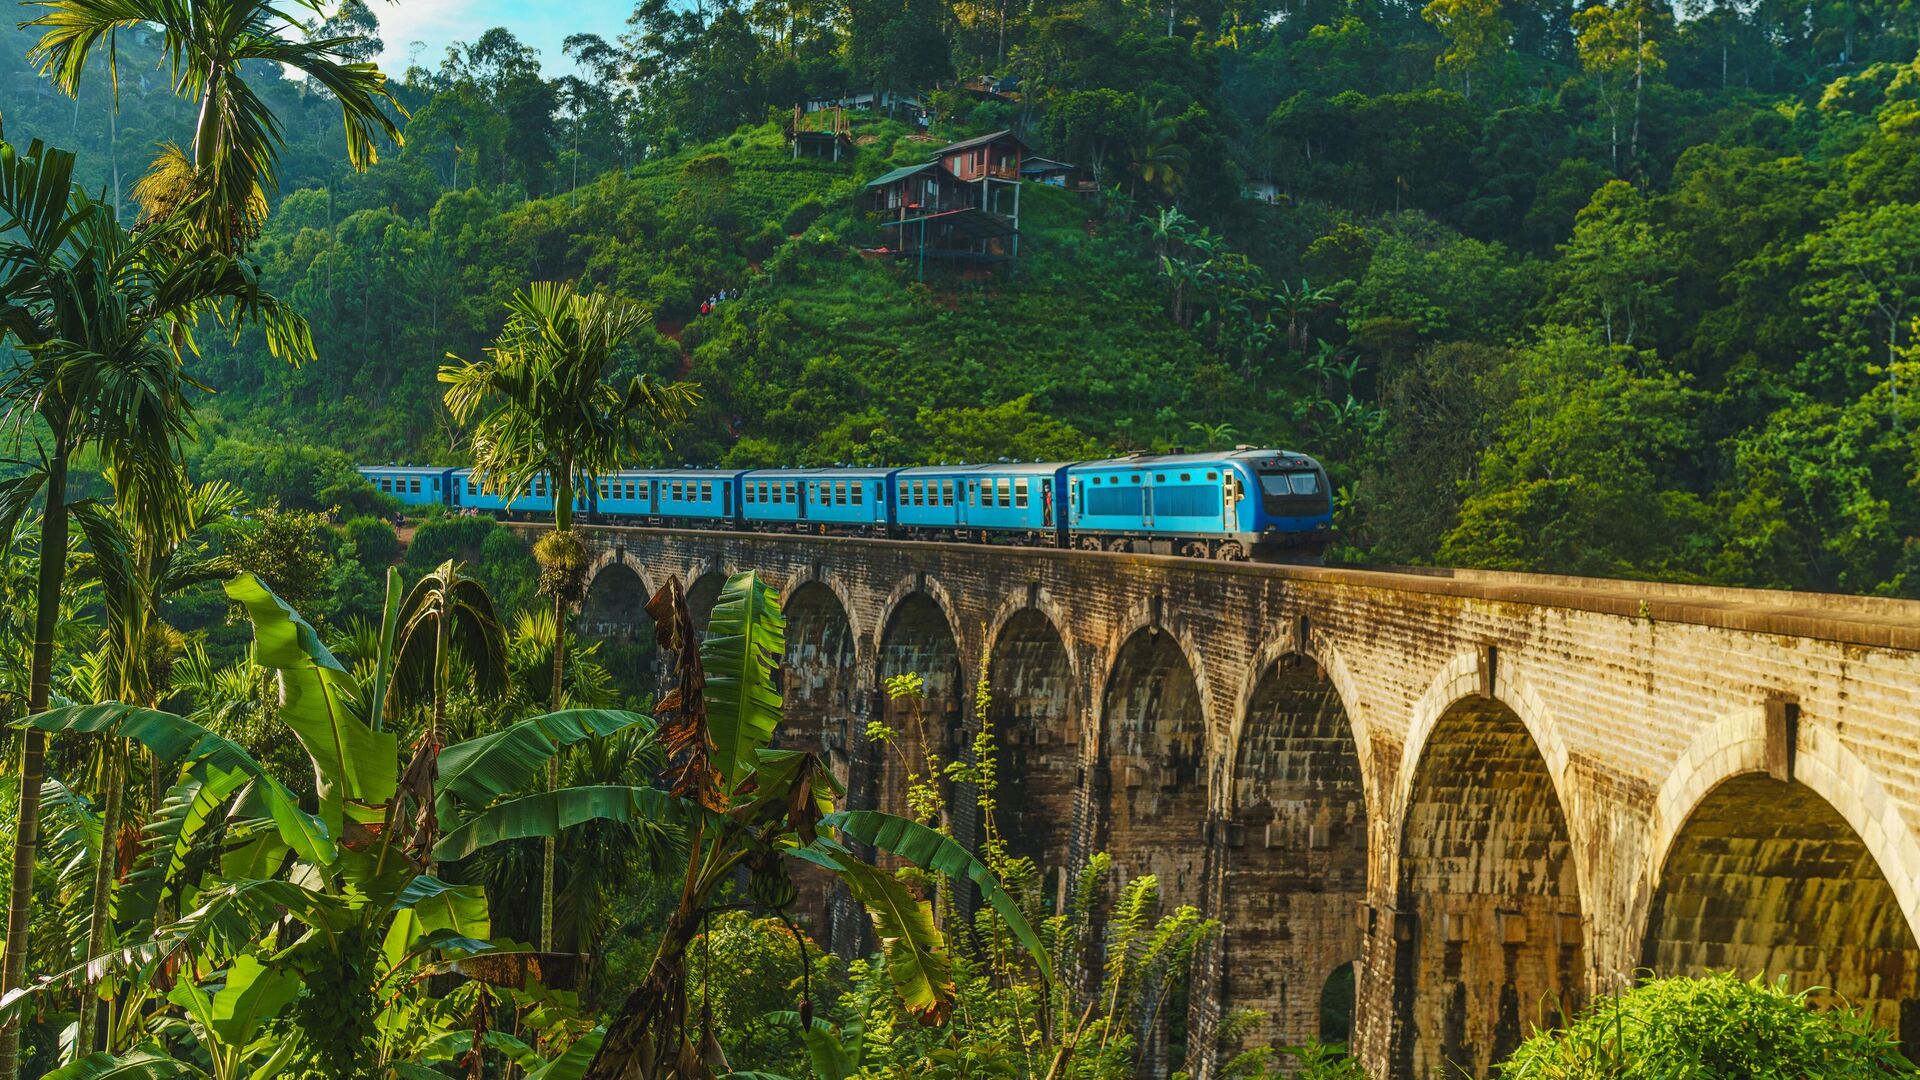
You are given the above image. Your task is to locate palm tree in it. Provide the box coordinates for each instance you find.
[1132,103,1190,199]
[26,0,404,250]
[387,559,508,865]
[0,138,310,1078]
[441,280,698,951]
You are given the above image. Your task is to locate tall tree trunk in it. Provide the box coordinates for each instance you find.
[0,450,69,1080]
[76,744,123,1057]
[542,471,573,954]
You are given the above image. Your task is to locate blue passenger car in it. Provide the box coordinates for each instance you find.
[649,469,746,525]
[742,468,894,531]
[359,465,455,508]
[1065,450,1331,559]
[894,463,1069,544]
[452,469,588,517]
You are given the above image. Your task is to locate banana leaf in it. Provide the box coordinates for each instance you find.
[42,1048,203,1078]
[822,810,1052,982]
[207,953,300,1046]
[434,708,655,823]
[829,856,954,1024]
[20,705,334,865]
[525,1026,606,1080]
[432,784,697,863]
[225,572,397,827]
[700,571,784,790]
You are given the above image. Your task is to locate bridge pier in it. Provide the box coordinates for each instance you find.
[559,526,1920,1079]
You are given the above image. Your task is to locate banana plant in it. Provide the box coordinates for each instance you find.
[1,573,655,1076]
[429,571,1053,1080]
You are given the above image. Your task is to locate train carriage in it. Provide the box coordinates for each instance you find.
[742,468,894,532]
[359,465,455,508]
[894,463,1068,544]
[452,469,588,517]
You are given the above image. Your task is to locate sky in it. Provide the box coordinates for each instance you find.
[370,0,637,77]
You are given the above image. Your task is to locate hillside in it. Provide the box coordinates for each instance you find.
[5,0,1920,592]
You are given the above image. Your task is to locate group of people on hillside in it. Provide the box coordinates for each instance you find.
[700,288,738,316]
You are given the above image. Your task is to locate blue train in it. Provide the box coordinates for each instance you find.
[356,448,1333,561]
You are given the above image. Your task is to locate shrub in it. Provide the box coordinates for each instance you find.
[781,196,825,234]
[341,516,401,568]
[1498,972,1916,1078]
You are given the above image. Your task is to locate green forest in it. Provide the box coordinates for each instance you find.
[6,0,1920,591]
[5,0,1920,1076]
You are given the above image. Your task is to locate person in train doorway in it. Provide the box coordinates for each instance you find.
[1042,482,1053,526]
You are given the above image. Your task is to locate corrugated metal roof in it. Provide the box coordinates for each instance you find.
[935,129,1030,155]
[864,161,939,187]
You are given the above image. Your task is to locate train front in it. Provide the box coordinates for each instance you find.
[1232,450,1334,561]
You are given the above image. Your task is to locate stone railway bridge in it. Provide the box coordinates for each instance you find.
[542,523,1920,1079]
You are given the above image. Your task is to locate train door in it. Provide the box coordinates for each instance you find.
[1223,469,1241,531]
[647,479,658,516]
[797,481,808,520]
[1142,475,1155,529]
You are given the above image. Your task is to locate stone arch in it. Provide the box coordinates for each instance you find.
[1642,709,1920,1053]
[1218,652,1369,1052]
[780,581,861,787]
[987,606,1083,889]
[778,580,861,953]
[1100,624,1211,910]
[577,557,658,699]
[686,568,731,636]
[874,590,967,823]
[1319,960,1357,1045]
[1392,692,1587,1080]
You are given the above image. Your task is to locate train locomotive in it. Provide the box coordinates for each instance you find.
[357,448,1333,562]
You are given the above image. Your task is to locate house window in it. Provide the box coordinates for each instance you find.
[1015,478,1029,508]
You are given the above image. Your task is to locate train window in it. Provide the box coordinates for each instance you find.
[432,478,441,491]
[1015,478,1029,507]
[1091,476,1101,485]
[745,484,756,504]
[1290,473,1319,495]
[599,481,609,499]
[411,477,421,494]
[1130,474,1141,484]
[1180,473,1191,482]
[672,481,683,500]
[785,483,795,502]
[1154,473,1165,482]
[701,481,713,501]
[833,481,845,504]
[997,478,1011,506]
[941,480,954,505]
[852,482,864,505]
[1206,471,1217,480]
[467,480,477,496]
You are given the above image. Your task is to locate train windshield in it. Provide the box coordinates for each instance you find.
[1258,471,1320,496]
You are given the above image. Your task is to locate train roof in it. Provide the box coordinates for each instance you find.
[361,463,451,472]
[742,467,897,479]
[894,461,1072,475]
[1071,449,1320,469]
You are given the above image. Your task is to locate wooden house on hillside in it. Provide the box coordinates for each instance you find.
[864,130,1030,277]
[789,106,853,161]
